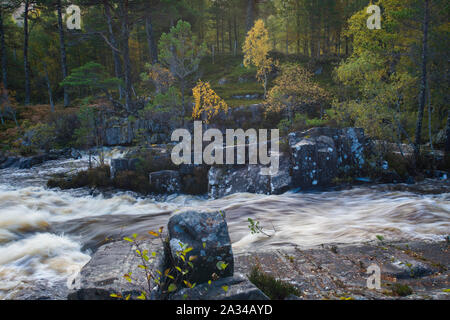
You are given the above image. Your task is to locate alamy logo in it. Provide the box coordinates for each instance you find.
[171,121,280,175]
[12,3,81,30]
[367,5,381,30]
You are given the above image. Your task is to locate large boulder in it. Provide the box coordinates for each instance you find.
[149,170,182,194]
[68,239,164,300]
[288,127,367,189]
[208,165,270,198]
[170,274,269,300]
[167,211,234,285]
[208,153,292,198]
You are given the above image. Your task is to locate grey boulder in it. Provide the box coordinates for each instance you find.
[168,210,234,285]
[149,170,182,194]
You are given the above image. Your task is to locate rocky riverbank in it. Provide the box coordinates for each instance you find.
[63,239,450,300]
[3,125,448,199]
[61,209,449,301]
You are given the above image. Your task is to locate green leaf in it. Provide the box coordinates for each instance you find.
[216,261,228,270]
[184,247,193,254]
[137,292,146,300]
[132,233,137,239]
[168,283,177,292]
[123,237,133,243]
[222,285,229,292]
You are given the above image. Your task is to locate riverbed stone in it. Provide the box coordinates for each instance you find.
[169,274,269,300]
[167,210,234,285]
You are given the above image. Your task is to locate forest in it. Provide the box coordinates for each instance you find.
[0,0,448,171]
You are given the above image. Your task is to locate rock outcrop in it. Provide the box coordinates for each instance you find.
[68,239,164,300]
[234,240,449,300]
[207,127,368,198]
[288,127,367,189]
[167,210,234,285]
[0,148,82,170]
[69,209,270,300]
[149,170,182,194]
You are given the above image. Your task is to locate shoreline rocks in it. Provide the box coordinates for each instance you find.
[0,148,82,170]
[68,236,449,300]
[167,211,234,285]
[69,209,268,300]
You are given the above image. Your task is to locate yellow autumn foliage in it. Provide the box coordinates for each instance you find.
[192,80,228,123]
[243,19,275,98]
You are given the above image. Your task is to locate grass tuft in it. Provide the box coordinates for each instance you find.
[248,266,300,300]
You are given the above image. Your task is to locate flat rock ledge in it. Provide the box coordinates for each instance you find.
[69,210,268,300]
[234,240,449,300]
[67,239,449,300]
[68,238,164,300]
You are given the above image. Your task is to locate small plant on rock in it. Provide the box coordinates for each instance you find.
[248,218,274,238]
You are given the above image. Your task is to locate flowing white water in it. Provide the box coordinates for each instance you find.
[0,151,448,299]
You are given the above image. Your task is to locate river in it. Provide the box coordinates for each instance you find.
[0,152,448,299]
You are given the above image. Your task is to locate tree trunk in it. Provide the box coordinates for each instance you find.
[228,17,232,54]
[57,0,70,107]
[221,16,224,54]
[233,15,238,55]
[43,62,54,113]
[24,0,30,105]
[145,16,158,64]
[216,14,220,52]
[0,8,7,89]
[246,0,255,32]
[414,0,430,158]
[180,78,186,123]
[445,110,450,154]
[120,1,133,113]
[285,22,289,55]
[104,1,124,99]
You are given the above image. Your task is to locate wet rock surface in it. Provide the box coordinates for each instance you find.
[149,170,182,194]
[68,239,449,300]
[68,239,164,300]
[288,127,367,189]
[168,210,234,285]
[207,127,369,198]
[0,148,82,170]
[208,165,271,198]
[234,240,450,300]
[170,274,269,300]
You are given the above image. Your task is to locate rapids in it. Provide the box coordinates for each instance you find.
[0,150,448,299]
